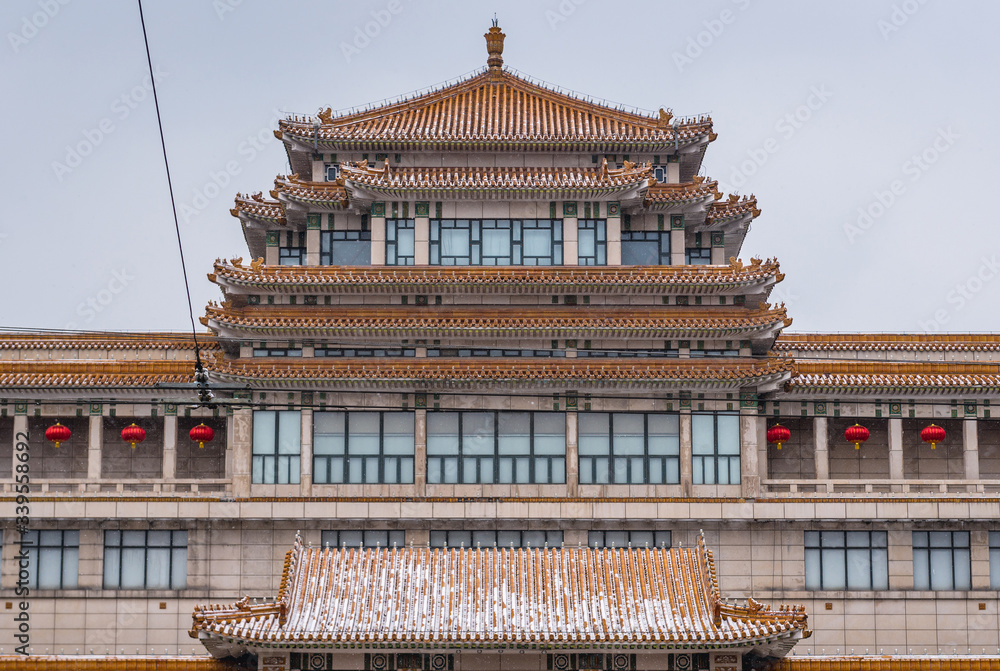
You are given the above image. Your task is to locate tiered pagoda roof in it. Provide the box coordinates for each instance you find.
[191,533,807,657]
[787,361,1000,396]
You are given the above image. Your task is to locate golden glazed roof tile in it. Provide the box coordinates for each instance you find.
[788,361,1000,393]
[191,534,806,651]
[209,258,784,293]
[707,194,761,224]
[207,356,795,388]
[277,68,713,151]
[0,333,219,351]
[0,657,245,671]
[202,304,791,338]
[644,179,722,206]
[776,333,1000,352]
[230,192,285,224]
[272,175,349,208]
[775,657,1000,671]
[0,360,193,389]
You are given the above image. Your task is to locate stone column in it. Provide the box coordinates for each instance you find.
[414,214,430,265]
[562,205,578,265]
[162,415,177,480]
[371,203,386,265]
[88,415,103,482]
[740,412,759,497]
[670,224,685,266]
[964,419,980,488]
[565,411,578,496]
[888,417,904,481]
[814,416,829,481]
[231,408,253,497]
[755,415,768,483]
[305,214,321,266]
[414,409,427,496]
[679,410,693,495]
[300,408,313,496]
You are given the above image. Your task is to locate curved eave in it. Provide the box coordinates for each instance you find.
[785,377,1000,397]
[342,180,650,202]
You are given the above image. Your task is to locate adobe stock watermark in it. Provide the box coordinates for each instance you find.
[842,126,958,244]
[340,0,407,64]
[13,428,31,656]
[545,0,588,31]
[62,267,134,330]
[179,109,283,224]
[719,85,833,193]
[7,0,71,53]
[919,254,999,332]
[878,0,931,40]
[673,0,751,73]
[213,0,242,20]
[51,66,169,182]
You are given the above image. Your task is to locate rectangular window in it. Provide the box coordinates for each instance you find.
[990,531,1000,589]
[279,231,306,266]
[252,347,302,357]
[691,413,741,485]
[430,530,563,548]
[103,530,186,589]
[588,530,671,549]
[577,219,606,265]
[804,530,888,590]
[314,347,416,357]
[653,165,671,183]
[324,163,339,181]
[578,413,680,484]
[622,231,671,265]
[321,230,371,265]
[21,530,79,589]
[913,530,971,590]
[429,219,562,266]
[685,247,712,265]
[313,412,415,484]
[386,219,415,266]
[426,411,566,484]
[252,410,301,484]
[321,530,405,549]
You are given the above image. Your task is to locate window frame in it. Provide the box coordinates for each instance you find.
[386,218,416,266]
[577,219,607,266]
[429,219,563,266]
[252,410,301,484]
[429,530,563,548]
[320,229,371,265]
[588,530,672,549]
[426,411,566,484]
[685,247,712,265]
[312,411,415,484]
[691,412,741,485]
[621,230,671,265]
[321,529,406,549]
[577,412,680,485]
[913,530,971,591]
[804,530,889,591]
[278,231,306,266]
[20,530,79,590]
[103,530,187,590]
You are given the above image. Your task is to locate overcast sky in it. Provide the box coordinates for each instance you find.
[2,0,998,335]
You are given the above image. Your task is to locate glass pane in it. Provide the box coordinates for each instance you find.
[398,228,415,256]
[523,229,552,257]
[929,548,953,590]
[383,413,415,455]
[631,531,654,548]
[846,548,872,589]
[954,548,971,589]
[104,548,121,588]
[498,413,530,455]
[804,548,821,590]
[38,547,61,589]
[314,411,345,436]
[691,415,715,455]
[472,531,496,548]
[498,531,521,547]
[349,414,380,455]
[62,546,79,589]
[605,531,627,548]
[462,413,495,455]
[821,548,846,590]
[252,411,276,455]
[120,548,146,589]
[171,547,187,589]
[277,411,301,455]
[717,415,741,454]
[427,414,460,455]
[871,548,889,590]
[912,548,930,590]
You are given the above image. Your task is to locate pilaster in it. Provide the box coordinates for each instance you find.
[565,411,578,495]
[414,215,430,265]
[606,202,621,265]
[231,408,253,497]
[87,415,102,481]
[371,202,386,265]
[964,418,980,483]
[300,408,313,496]
[679,409,693,496]
[562,201,578,265]
[162,415,177,480]
[670,218,685,266]
[305,214,321,265]
[814,416,829,480]
[888,417,904,480]
[740,403,759,497]
[414,408,427,496]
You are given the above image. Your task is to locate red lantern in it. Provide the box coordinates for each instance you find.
[766,423,791,450]
[189,423,215,449]
[921,423,946,449]
[45,422,71,448]
[845,423,870,450]
[121,423,146,450]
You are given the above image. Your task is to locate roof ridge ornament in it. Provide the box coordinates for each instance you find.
[485,19,505,71]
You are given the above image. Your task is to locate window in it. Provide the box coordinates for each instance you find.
[430,530,563,548]
[313,412,415,484]
[804,531,888,590]
[426,412,565,484]
[252,347,302,357]
[913,531,971,590]
[314,347,416,357]
[576,347,678,358]
[321,530,405,549]
[577,219,606,265]
[321,230,371,265]
[252,410,301,484]
[324,163,339,181]
[386,219,415,265]
[990,531,1000,589]
[685,247,711,265]
[429,219,563,266]
[104,530,186,589]
[578,413,679,484]
[426,348,565,358]
[21,530,78,589]
[653,165,671,183]
[691,413,740,485]
[689,349,739,358]
[279,231,306,266]
[621,231,670,265]
[588,530,671,549]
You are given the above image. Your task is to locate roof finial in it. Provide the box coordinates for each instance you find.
[485,19,505,70]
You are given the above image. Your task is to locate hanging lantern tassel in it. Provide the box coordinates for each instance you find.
[844,423,870,450]
[189,423,215,449]
[45,422,72,449]
[921,423,946,449]
[766,423,791,450]
[121,423,147,450]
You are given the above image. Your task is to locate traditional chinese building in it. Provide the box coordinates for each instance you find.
[1,21,999,671]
